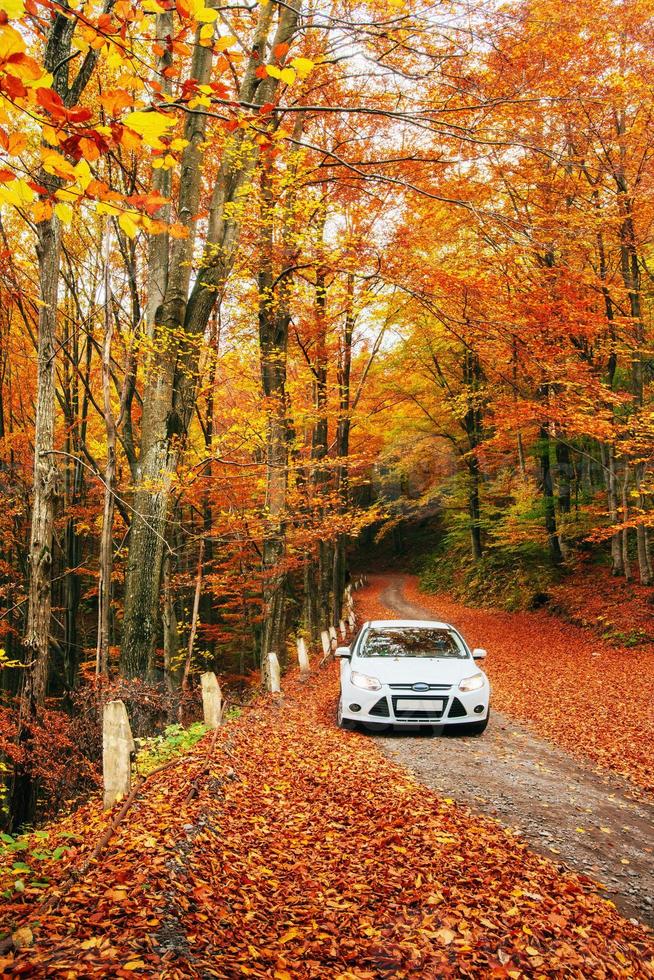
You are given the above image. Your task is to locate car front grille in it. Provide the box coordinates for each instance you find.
[391,696,447,720]
[388,684,451,691]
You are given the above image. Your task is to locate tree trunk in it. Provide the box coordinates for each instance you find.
[605,444,624,576]
[13,3,113,827]
[332,275,355,625]
[258,164,292,667]
[622,462,632,582]
[555,439,572,515]
[634,463,651,586]
[463,346,483,560]
[97,226,118,676]
[539,421,563,565]
[179,539,204,722]
[120,0,302,678]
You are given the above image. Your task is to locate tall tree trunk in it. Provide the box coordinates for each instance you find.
[22,212,60,714]
[463,346,483,560]
[311,260,332,628]
[13,3,112,827]
[258,164,292,667]
[332,274,354,625]
[120,0,302,678]
[605,444,624,576]
[634,464,651,586]
[97,226,118,676]
[622,462,632,582]
[539,420,563,566]
[555,439,572,515]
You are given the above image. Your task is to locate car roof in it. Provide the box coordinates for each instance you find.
[363,619,455,630]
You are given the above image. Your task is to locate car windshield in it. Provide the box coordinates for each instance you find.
[359,627,467,659]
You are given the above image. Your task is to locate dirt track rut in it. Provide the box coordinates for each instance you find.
[371,578,654,928]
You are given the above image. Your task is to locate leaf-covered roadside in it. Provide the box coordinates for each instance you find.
[361,575,654,795]
[2,668,653,977]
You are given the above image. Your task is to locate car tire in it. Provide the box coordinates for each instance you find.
[336,699,356,730]
[455,712,490,736]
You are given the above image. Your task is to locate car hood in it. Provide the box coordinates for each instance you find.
[351,656,478,686]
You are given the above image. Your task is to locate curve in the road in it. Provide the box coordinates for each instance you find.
[370,576,654,929]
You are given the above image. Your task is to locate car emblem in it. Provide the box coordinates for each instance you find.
[412,683,430,692]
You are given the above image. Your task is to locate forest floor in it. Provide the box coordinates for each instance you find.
[2,587,654,977]
[363,575,654,928]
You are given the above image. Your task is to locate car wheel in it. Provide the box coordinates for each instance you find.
[456,712,490,736]
[336,699,356,730]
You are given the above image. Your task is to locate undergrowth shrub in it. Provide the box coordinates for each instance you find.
[421,541,559,611]
[0,678,204,830]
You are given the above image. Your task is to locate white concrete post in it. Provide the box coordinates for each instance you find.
[103,700,135,809]
[329,625,337,643]
[268,651,281,693]
[201,671,222,729]
[320,630,331,656]
[348,610,356,629]
[297,637,310,675]
[339,620,346,639]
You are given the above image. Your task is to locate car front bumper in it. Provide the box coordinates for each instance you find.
[340,683,490,726]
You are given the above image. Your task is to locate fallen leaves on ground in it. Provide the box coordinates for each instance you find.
[2,656,653,977]
[550,563,654,646]
[359,574,654,795]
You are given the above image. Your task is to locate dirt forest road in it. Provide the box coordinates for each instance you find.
[372,577,654,929]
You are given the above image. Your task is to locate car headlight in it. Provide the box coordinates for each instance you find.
[350,670,381,691]
[459,672,484,692]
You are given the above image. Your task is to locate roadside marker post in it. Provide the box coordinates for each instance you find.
[103,700,135,810]
[297,637,310,674]
[267,651,281,694]
[201,671,222,729]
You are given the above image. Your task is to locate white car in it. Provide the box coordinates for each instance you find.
[336,619,490,735]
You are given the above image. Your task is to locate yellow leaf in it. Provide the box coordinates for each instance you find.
[119,211,139,238]
[42,149,77,180]
[290,56,313,78]
[265,64,282,79]
[124,110,175,148]
[0,24,25,61]
[216,35,237,51]
[192,0,218,22]
[54,202,74,226]
[0,0,24,22]
[124,961,146,971]
[280,67,295,85]
[0,178,35,207]
[142,0,165,10]
[80,938,99,950]
[436,927,456,946]
[96,201,121,217]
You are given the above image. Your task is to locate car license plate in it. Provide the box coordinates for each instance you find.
[396,698,443,712]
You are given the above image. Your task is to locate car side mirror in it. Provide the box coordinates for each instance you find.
[472,648,487,660]
[335,646,351,659]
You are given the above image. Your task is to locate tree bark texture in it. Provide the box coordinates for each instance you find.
[120,0,302,678]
